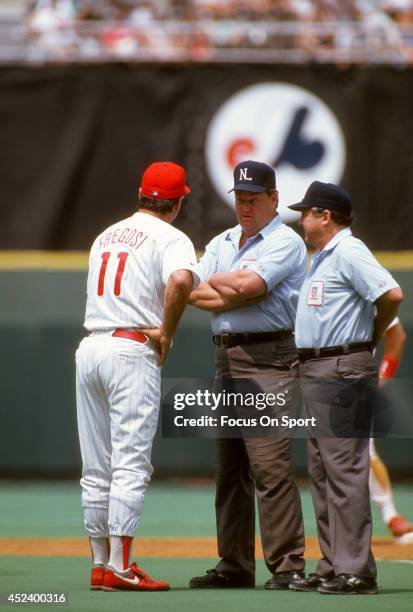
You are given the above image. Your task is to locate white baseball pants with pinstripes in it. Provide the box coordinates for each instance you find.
[75,333,160,537]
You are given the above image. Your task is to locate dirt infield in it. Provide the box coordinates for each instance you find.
[0,537,412,560]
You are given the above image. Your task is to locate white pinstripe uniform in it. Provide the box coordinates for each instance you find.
[76,211,197,538]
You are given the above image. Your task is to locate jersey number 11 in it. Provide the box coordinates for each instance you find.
[97,251,129,296]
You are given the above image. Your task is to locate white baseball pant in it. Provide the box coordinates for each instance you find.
[75,332,160,537]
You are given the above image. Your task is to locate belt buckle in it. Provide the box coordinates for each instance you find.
[315,348,321,357]
[342,343,350,354]
[221,333,231,346]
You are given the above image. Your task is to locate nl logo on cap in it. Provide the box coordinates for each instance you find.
[239,167,252,181]
[205,82,346,223]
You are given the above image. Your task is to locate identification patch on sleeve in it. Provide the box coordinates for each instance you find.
[307,280,324,306]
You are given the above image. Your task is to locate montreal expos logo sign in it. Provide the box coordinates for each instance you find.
[205,82,346,223]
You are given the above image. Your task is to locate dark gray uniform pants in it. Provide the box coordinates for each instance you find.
[213,337,305,580]
[300,350,377,578]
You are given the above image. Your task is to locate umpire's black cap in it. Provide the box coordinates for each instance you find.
[288,181,352,215]
[229,160,276,193]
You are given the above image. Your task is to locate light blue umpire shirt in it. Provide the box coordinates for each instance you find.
[195,214,307,335]
[295,227,400,349]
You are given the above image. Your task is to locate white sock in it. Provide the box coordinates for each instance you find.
[369,466,398,524]
[89,537,110,566]
[108,536,132,571]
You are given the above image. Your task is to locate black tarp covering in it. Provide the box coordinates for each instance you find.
[1,63,412,250]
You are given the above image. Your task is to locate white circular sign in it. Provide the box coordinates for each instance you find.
[205,82,346,223]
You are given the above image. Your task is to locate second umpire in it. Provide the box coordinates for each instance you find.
[288,181,403,595]
[189,160,307,589]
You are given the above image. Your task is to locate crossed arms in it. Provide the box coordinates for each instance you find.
[142,268,266,363]
[189,269,267,312]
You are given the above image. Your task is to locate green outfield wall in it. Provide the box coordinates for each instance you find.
[0,266,412,477]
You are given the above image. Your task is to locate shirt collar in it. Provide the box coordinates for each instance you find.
[226,214,281,243]
[321,227,352,253]
[260,214,282,237]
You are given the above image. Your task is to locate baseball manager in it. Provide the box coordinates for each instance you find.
[76,162,198,592]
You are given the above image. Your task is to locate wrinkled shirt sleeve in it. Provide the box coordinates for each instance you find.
[246,235,306,292]
[340,240,399,303]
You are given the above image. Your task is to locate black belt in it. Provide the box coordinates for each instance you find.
[213,330,293,347]
[297,342,372,361]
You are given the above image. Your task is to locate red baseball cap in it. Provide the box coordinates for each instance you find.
[140,162,191,200]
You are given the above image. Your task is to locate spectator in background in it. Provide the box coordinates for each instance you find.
[26,0,76,31]
[26,0,78,60]
[360,1,406,61]
[24,0,413,63]
[383,0,413,61]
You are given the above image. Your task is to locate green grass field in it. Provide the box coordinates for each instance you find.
[1,558,413,612]
[0,481,412,611]
[1,480,413,538]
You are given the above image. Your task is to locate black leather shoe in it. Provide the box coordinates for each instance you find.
[317,574,378,595]
[189,569,255,589]
[289,573,331,592]
[265,571,305,590]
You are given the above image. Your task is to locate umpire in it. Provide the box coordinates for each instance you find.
[189,160,307,589]
[288,182,403,595]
